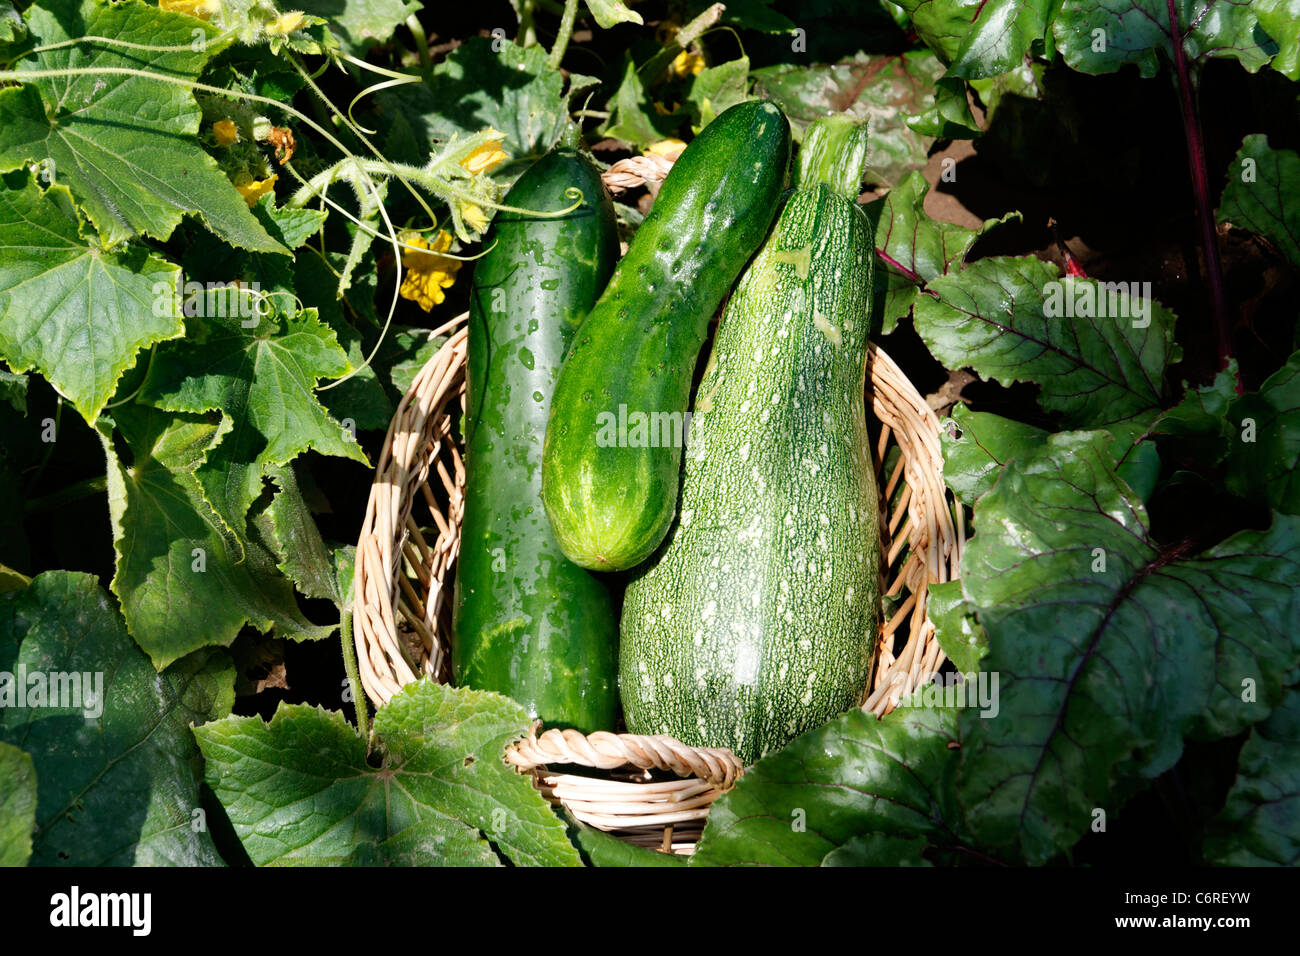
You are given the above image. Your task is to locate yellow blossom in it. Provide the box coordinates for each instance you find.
[160,0,221,20]
[459,132,507,176]
[670,49,705,77]
[235,174,277,206]
[458,200,490,235]
[400,230,461,312]
[646,139,686,161]
[212,119,239,147]
[266,11,305,35]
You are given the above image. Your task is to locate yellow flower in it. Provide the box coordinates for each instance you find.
[266,10,305,35]
[160,0,221,20]
[235,174,277,206]
[670,49,705,77]
[646,139,686,161]
[400,230,461,312]
[459,132,507,176]
[212,119,239,147]
[458,200,490,235]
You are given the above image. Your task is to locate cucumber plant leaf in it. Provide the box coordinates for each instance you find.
[0,171,182,424]
[195,681,584,867]
[0,0,284,252]
[600,52,683,148]
[692,704,964,866]
[295,0,421,53]
[102,405,332,670]
[1054,0,1273,78]
[380,38,567,181]
[686,56,750,132]
[0,369,24,413]
[957,433,1300,864]
[865,171,1016,335]
[139,303,368,535]
[0,571,235,866]
[1225,348,1300,515]
[0,741,36,867]
[914,256,1178,429]
[263,463,347,607]
[584,0,643,28]
[1217,135,1300,272]
[1204,687,1300,866]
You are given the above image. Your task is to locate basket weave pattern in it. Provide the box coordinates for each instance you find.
[355,145,962,852]
[352,310,962,850]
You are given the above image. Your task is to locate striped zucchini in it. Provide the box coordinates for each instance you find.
[619,116,880,763]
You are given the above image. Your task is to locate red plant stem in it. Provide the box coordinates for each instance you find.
[876,248,922,283]
[1166,0,1233,372]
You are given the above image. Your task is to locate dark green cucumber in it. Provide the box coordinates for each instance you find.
[452,146,620,732]
[619,116,880,764]
[541,100,792,571]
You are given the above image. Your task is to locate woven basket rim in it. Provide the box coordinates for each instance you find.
[352,308,961,725]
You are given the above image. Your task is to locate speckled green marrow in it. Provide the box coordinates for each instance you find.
[452,147,620,733]
[619,116,880,764]
[541,100,792,572]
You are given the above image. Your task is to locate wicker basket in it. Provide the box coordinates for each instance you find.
[351,305,963,853]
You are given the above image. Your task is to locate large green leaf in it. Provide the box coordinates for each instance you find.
[1205,687,1300,866]
[0,741,36,866]
[888,0,1056,79]
[957,433,1300,863]
[865,171,1016,334]
[1217,135,1300,272]
[139,304,367,534]
[262,463,347,606]
[584,0,643,28]
[914,256,1178,429]
[296,0,421,53]
[1256,0,1300,79]
[600,52,683,148]
[0,0,282,252]
[0,571,234,866]
[1149,363,1239,465]
[750,51,948,187]
[102,404,331,670]
[928,579,988,675]
[941,404,1159,506]
[950,0,1057,79]
[1225,348,1300,515]
[195,681,583,867]
[566,813,687,867]
[821,832,933,866]
[1054,0,1272,77]
[379,38,568,179]
[692,705,964,866]
[0,369,26,413]
[0,171,182,423]
[940,404,1047,507]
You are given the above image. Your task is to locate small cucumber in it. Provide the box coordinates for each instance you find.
[619,116,880,763]
[541,100,792,571]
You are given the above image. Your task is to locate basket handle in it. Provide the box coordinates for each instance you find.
[506,725,745,791]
